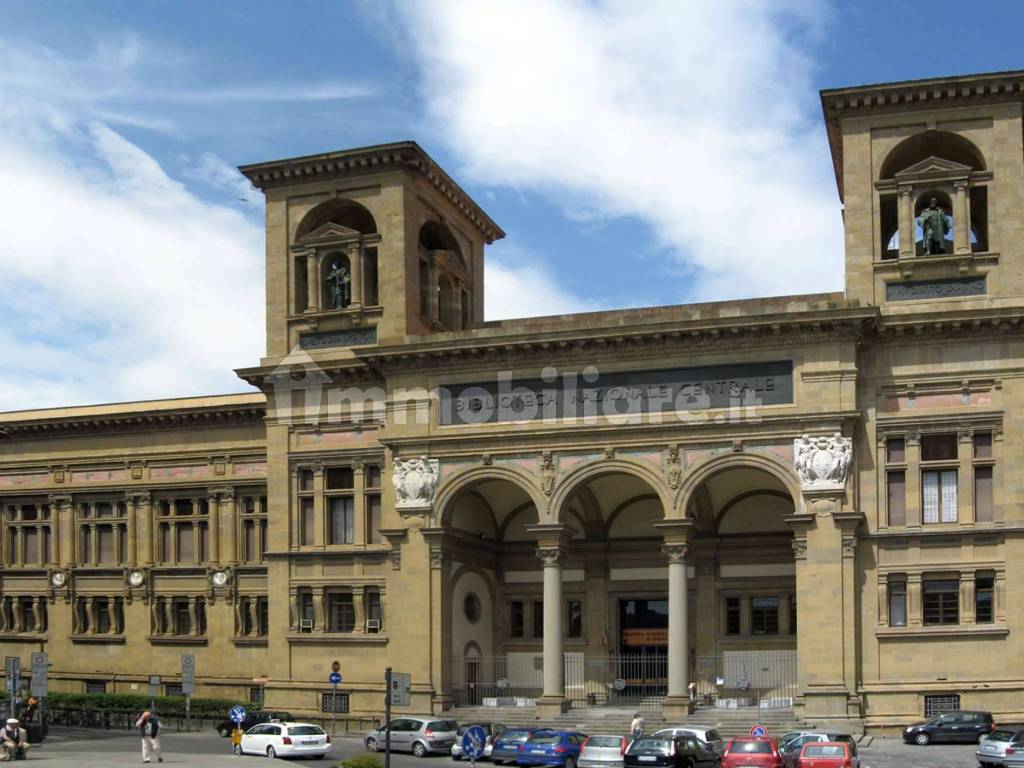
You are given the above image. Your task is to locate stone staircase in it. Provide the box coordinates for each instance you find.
[448,705,805,739]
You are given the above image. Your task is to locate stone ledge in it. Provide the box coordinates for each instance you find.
[70,634,126,644]
[0,633,46,643]
[147,635,209,646]
[232,637,269,647]
[876,624,1008,639]
[286,632,388,644]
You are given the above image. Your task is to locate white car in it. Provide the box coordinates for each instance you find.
[235,721,332,759]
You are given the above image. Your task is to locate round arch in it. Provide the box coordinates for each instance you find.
[450,563,498,609]
[435,464,546,528]
[296,198,378,240]
[672,450,802,520]
[879,130,986,178]
[549,458,672,525]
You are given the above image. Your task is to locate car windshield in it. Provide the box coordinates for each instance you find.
[586,737,623,748]
[429,721,458,732]
[529,734,563,745]
[990,729,1020,741]
[502,731,532,742]
[731,741,771,754]
[630,739,670,752]
[804,745,846,758]
[289,726,324,736]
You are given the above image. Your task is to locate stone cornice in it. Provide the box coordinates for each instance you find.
[238,140,505,244]
[820,69,1024,202]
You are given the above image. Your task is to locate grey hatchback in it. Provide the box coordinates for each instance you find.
[977,725,1024,767]
[365,717,460,757]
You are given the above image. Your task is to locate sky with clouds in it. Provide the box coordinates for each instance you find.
[0,0,1021,409]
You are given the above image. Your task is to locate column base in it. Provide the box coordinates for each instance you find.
[797,688,864,733]
[661,696,694,719]
[431,694,454,714]
[535,696,571,717]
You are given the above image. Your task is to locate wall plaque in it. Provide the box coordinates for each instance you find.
[886,276,986,302]
[298,327,377,350]
[439,360,793,425]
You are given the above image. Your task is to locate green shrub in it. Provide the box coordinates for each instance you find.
[337,756,383,768]
[46,692,241,718]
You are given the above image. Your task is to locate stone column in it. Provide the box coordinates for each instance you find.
[188,597,199,636]
[428,259,440,325]
[349,243,363,307]
[162,599,172,635]
[898,185,914,258]
[31,599,43,634]
[125,495,137,566]
[220,491,237,565]
[313,466,325,548]
[538,546,565,710]
[89,523,99,565]
[288,590,299,631]
[961,573,976,624]
[353,586,366,634]
[83,599,95,635]
[247,598,258,637]
[137,494,153,566]
[954,181,971,255]
[106,600,117,635]
[665,543,691,711]
[313,587,326,633]
[207,492,220,566]
[908,573,923,626]
[905,433,922,528]
[452,284,464,330]
[958,430,974,525]
[305,252,320,312]
[353,460,366,545]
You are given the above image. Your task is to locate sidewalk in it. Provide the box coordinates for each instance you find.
[25,727,265,766]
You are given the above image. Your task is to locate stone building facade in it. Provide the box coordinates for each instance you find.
[1,70,1023,730]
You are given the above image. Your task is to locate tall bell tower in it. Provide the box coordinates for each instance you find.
[821,70,1024,309]
[240,142,504,361]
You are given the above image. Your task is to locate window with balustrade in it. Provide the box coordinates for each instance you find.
[151,595,207,638]
[236,595,269,637]
[4,501,53,566]
[73,596,124,636]
[0,596,47,634]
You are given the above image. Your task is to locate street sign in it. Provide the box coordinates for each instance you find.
[5,657,20,695]
[230,705,247,724]
[462,725,487,761]
[30,653,47,698]
[148,675,161,698]
[181,654,195,695]
[329,671,342,685]
[750,725,768,737]
[389,672,411,707]
[331,660,341,674]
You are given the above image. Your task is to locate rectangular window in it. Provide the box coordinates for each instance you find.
[886,437,906,464]
[975,576,994,623]
[98,526,115,564]
[244,521,259,562]
[887,470,906,527]
[923,579,959,625]
[299,469,314,492]
[509,601,525,638]
[164,683,184,697]
[922,469,957,523]
[326,467,353,490]
[299,591,315,629]
[258,597,269,636]
[366,589,382,632]
[173,599,191,635]
[328,497,354,544]
[300,498,315,546]
[81,527,92,564]
[365,465,382,488]
[789,594,797,635]
[366,494,382,544]
[973,432,992,459]
[921,433,958,462]
[177,524,195,562]
[84,681,108,695]
[328,593,355,633]
[532,601,544,638]
[321,691,350,714]
[751,597,779,635]
[94,597,111,634]
[22,528,38,565]
[924,693,960,718]
[249,686,263,706]
[726,597,741,635]
[888,578,907,627]
[974,466,993,523]
[567,600,582,639]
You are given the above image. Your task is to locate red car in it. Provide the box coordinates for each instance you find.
[796,742,858,768]
[721,737,782,768]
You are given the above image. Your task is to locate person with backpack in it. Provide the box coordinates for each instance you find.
[135,710,163,763]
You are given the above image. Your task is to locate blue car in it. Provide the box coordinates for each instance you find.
[492,729,540,765]
[517,730,587,768]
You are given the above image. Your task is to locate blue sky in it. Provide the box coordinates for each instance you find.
[0,0,1022,409]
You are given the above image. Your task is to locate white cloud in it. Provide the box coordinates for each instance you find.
[387,0,844,303]
[0,46,265,410]
[485,246,604,320]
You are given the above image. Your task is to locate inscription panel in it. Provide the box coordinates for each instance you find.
[439,360,793,425]
[299,327,377,350]
[886,276,986,302]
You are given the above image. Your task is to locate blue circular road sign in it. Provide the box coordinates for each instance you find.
[462,725,487,760]
[750,725,768,737]
[230,705,247,724]
[329,671,343,685]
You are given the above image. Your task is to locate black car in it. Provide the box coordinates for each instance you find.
[902,710,994,745]
[215,710,294,738]
[624,735,717,768]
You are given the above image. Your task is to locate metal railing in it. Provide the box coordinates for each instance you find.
[694,650,797,711]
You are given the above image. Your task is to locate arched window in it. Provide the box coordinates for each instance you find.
[418,220,469,330]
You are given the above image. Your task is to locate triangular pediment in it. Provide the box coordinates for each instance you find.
[893,155,973,180]
[299,221,362,243]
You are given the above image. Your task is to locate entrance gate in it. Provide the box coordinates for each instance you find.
[693,650,797,710]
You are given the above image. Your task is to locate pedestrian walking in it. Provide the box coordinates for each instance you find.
[135,710,163,763]
[630,712,645,740]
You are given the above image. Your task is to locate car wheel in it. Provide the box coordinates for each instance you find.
[233,744,244,756]
[914,732,930,746]
[267,745,278,758]
[564,757,575,768]
[413,742,428,758]
[366,738,378,752]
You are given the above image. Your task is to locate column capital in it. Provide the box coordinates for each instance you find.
[652,518,694,545]
[525,523,573,550]
[662,543,689,565]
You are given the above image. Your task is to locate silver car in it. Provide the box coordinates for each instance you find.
[978,726,1024,766]
[365,716,460,757]
[652,727,724,758]
[579,735,629,768]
